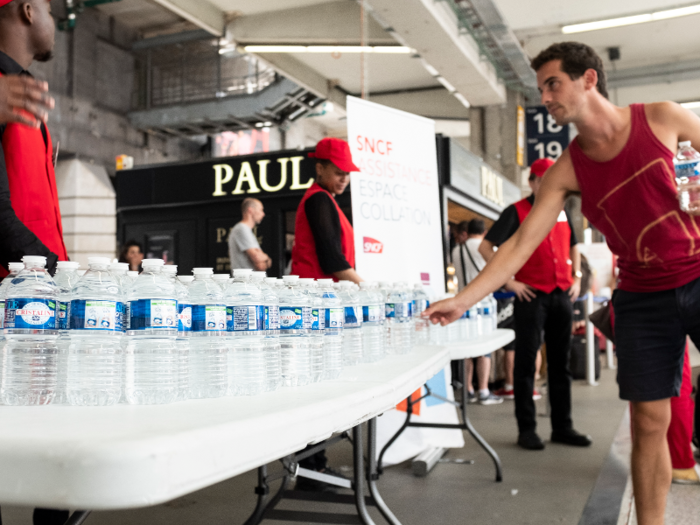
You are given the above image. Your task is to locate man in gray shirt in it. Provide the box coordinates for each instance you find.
[228,198,272,271]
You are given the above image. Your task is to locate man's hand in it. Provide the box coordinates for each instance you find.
[0,75,54,128]
[422,296,467,326]
[505,280,537,302]
[568,279,581,302]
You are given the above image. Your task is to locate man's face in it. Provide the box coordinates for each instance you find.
[455,230,469,244]
[537,59,587,126]
[251,202,265,225]
[30,0,56,63]
[316,162,350,196]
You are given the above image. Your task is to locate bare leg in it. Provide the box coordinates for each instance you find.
[466,359,474,393]
[631,399,672,525]
[535,350,542,381]
[477,356,491,392]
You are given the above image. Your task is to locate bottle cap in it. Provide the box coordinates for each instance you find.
[249,273,264,281]
[178,275,194,283]
[127,271,139,277]
[212,274,230,280]
[192,268,213,275]
[359,282,372,289]
[233,269,253,277]
[22,255,47,267]
[299,278,315,284]
[8,262,25,272]
[316,279,333,285]
[109,262,128,271]
[264,277,277,284]
[57,261,80,270]
[282,275,299,281]
[340,280,354,288]
[142,259,165,267]
[252,271,267,278]
[161,265,178,274]
[679,140,692,147]
[88,257,111,265]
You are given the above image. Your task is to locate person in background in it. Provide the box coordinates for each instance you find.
[228,197,271,271]
[477,157,587,451]
[451,219,502,405]
[0,73,53,127]
[118,240,143,273]
[291,137,363,284]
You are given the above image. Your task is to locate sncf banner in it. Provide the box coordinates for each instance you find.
[346,96,445,298]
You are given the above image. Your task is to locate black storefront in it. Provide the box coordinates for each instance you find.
[116,149,351,276]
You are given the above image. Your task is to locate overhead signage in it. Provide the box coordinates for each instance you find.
[525,105,569,165]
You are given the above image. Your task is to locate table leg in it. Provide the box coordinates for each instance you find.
[367,418,402,525]
[377,397,414,475]
[242,464,290,525]
[353,424,377,525]
[63,511,91,525]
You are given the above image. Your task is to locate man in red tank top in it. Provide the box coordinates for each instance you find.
[426,42,700,524]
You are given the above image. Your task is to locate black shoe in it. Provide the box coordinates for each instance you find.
[551,428,592,447]
[294,476,336,492]
[517,431,545,450]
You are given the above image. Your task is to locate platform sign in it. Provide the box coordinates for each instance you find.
[346,96,445,298]
[526,105,569,165]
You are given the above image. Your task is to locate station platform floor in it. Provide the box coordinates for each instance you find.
[0,358,697,525]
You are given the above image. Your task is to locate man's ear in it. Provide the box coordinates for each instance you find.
[20,1,33,25]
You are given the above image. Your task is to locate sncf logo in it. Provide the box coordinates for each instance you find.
[363,237,383,254]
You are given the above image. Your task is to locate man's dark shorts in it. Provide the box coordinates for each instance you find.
[613,276,700,402]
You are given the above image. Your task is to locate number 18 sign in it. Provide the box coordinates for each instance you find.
[525,106,570,166]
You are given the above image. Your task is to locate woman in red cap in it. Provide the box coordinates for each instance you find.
[292,137,364,284]
[478,157,588,451]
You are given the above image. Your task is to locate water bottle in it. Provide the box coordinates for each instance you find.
[0,263,30,400]
[125,259,178,404]
[412,283,430,345]
[358,282,384,362]
[109,262,130,296]
[163,266,191,402]
[386,283,414,354]
[338,281,363,366]
[378,282,393,350]
[212,273,231,291]
[225,269,266,396]
[444,294,461,342]
[478,298,493,336]
[316,279,343,380]
[187,268,228,398]
[66,257,124,406]
[127,270,139,282]
[262,277,281,391]
[178,275,194,287]
[278,275,311,387]
[299,278,324,382]
[675,141,700,214]
[490,294,499,332]
[2,256,59,405]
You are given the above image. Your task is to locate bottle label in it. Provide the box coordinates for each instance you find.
[311,307,325,330]
[386,302,412,319]
[4,298,57,330]
[69,300,124,331]
[481,306,491,316]
[177,303,192,332]
[279,306,307,330]
[268,305,280,330]
[461,310,469,320]
[412,299,429,315]
[128,299,177,330]
[191,304,226,331]
[0,299,4,330]
[676,159,700,180]
[325,307,344,328]
[228,305,264,332]
[362,304,381,323]
[58,301,69,330]
[344,305,362,328]
[264,305,269,330]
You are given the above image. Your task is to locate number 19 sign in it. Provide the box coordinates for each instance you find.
[525,106,570,166]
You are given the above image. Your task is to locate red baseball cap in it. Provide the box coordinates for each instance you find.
[530,157,555,177]
[309,137,360,173]
[0,0,13,6]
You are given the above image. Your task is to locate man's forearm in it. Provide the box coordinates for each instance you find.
[333,268,363,284]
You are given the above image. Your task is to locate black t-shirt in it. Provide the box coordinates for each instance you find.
[485,194,578,247]
[304,192,351,275]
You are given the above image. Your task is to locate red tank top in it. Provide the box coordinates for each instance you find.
[569,103,700,292]
[291,182,355,280]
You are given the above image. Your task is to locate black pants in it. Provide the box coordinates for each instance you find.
[513,288,573,434]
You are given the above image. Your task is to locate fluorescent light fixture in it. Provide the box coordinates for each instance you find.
[681,101,700,109]
[436,76,456,93]
[563,4,700,33]
[454,92,471,109]
[422,61,439,77]
[242,45,413,54]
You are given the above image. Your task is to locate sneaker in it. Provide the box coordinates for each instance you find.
[479,392,503,405]
[551,428,592,447]
[517,431,545,450]
[493,387,514,399]
[467,391,478,404]
[533,389,542,400]
[672,464,700,485]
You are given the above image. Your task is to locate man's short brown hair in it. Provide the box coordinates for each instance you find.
[531,42,608,99]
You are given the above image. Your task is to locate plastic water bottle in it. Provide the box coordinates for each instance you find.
[479,298,493,336]
[188,268,228,398]
[675,141,700,214]
[127,270,139,282]
[125,259,178,404]
[262,277,281,391]
[358,282,384,362]
[338,281,363,365]
[163,265,190,402]
[109,262,130,295]
[316,279,343,380]
[66,257,124,406]
[490,294,499,332]
[212,273,231,291]
[386,283,414,354]
[178,275,194,287]
[299,278,324,382]
[0,263,30,399]
[412,283,430,345]
[225,269,266,396]
[1,256,59,405]
[278,275,311,387]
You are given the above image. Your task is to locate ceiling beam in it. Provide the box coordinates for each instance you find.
[608,59,700,89]
[151,0,224,36]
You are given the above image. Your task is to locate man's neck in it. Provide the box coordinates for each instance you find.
[241,217,256,229]
[572,96,627,146]
[0,35,33,71]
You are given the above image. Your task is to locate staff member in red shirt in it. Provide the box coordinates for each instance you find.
[479,158,589,451]
[292,137,363,284]
[0,0,67,277]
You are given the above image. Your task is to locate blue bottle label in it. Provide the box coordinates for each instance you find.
[325,307,343,328]
[461,310,469,320]
[177,303,192,332]
[191,304,226,331]
[268,305,280,330]
[69,299,124,331]
[385,303,395,318]
[279,306,307,330]
[4,298,57,330]
[344,305,362,328]
[227,305,264,331]
[362,305,381,323]
[0,299,5,330]
[58,301,69,330]
[128,299,177,330]
[264,305,269,330]
[311,307,325,330]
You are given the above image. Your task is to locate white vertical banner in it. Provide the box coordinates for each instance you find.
[346,96,445,297]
